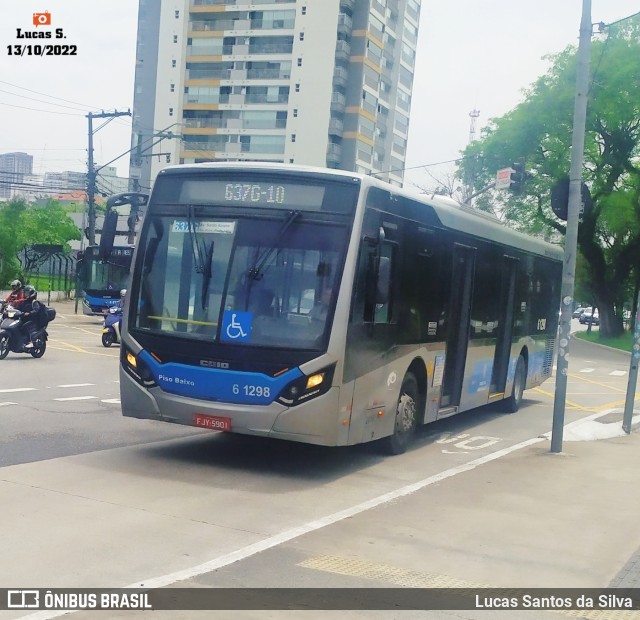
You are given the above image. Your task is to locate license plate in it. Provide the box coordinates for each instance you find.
[194,413,231,431]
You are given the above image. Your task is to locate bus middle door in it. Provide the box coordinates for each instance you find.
[440,243,476,410]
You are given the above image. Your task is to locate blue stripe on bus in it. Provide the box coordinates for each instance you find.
[84,294,120,306]
[138,350,303,405]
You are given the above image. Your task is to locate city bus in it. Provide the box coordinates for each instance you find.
[117,163,563,454]
[78,245,134,315]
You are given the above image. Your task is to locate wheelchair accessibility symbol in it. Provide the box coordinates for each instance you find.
[221,310,252,343]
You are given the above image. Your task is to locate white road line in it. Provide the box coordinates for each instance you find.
[53,396,98,402]
[0,402,17,408]
[610,370,627,376]
[56,383,96,388]
[101,398,120,404]
[580,368,595,373]
[0,387,38,393]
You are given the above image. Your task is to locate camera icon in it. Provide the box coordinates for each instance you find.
[33,11,52,26]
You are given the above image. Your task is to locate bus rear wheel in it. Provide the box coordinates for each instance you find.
[502,355,526,413]
[381,372,418,455]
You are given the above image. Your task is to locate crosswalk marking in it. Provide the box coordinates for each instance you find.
[610,370,627,376]
[0,387,38,393]
[0,402,17,408]
[53,396,98,402]
[101,398,120,404]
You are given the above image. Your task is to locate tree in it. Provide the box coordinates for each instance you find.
[0,198,81,287]
[458,20,640,337]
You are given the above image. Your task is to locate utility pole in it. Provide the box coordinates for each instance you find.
[551,0,592,453]
[86,110,132,246]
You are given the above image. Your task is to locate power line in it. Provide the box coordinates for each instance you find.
[0,101,83,116]
[0,88,88,112]
[604,11,640,28]
[0,79,103,111]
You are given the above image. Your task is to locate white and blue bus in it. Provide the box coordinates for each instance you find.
[118,163,562,454]
[78,245,134,315]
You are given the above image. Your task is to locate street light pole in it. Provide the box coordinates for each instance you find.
[551,0,592,453]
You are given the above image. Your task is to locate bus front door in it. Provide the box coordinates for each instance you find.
[440,243,476,409]
[490,256,518,395]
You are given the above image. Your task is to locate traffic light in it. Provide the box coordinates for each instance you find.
[509,163,525,194]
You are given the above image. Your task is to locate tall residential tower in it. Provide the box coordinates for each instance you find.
[129,0,420,191]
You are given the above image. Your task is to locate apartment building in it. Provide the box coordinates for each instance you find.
[129,0,420,191]
[0,152,34,200]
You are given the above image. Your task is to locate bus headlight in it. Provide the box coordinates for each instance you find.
[276,364,336,407]
[121,346,157,388]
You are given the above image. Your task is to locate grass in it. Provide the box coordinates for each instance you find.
[23,274,73,293]
[573,328,634,353]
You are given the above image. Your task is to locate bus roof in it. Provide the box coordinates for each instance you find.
[156,162,563,261]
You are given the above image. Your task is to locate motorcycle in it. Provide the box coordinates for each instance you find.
[102,306,122,347]
[0,301,55,359]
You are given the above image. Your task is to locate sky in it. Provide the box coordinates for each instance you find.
[0,0,638,190]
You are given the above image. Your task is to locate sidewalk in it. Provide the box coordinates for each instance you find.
[45,409,640,620]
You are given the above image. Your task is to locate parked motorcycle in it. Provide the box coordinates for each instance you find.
[0,301,56,359]
[102,306,122,347]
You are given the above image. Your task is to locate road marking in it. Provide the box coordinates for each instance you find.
[0,402,16,407]
[609,370,627,376]
[57,383,95,388]
[568,372,628,393]
[53,396,97,402]
[580,368,595,373]
[48,344,119,358]
[0,387,38,393]
[101,398,120,404]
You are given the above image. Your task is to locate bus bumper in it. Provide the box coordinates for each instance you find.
[120,367,345,446]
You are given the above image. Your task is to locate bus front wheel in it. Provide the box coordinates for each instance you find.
[502,355,526,413]
[381,372,418,455]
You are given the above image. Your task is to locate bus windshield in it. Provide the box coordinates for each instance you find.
[132,214,349,349]
[84,254,131,293]
[80,246,133,294]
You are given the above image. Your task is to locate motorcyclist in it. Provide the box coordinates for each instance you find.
[116,288,127,312]
[18,285,44,348]
[4,280,25,306]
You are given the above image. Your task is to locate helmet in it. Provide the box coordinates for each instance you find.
[120,289,127,298]
[23,285,37,300]
[10,279,21,291]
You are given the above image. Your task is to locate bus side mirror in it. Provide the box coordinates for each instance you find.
[99,210,119,262]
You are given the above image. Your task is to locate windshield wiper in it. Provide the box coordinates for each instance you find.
[200,239,214,310]
[187,206,215,310]
[187,206,207,274]
[248,210,301,281]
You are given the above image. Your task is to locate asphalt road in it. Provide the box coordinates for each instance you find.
[0,303,202,467]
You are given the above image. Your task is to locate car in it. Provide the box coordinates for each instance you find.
[572,306,587,319]
[579,307,599,325]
